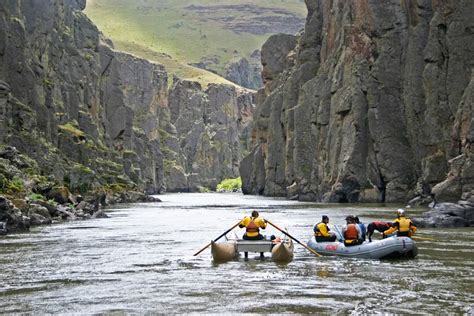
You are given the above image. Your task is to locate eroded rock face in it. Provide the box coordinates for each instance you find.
[242,0,474,204]
[166,79,255,191]
[0,0,256,197]
[224,57,263,90]
[0,1,169,193]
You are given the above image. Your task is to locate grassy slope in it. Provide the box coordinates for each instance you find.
[85,0,306,87]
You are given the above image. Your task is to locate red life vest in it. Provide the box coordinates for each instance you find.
[344,224,358,240]
[246,218,259,233]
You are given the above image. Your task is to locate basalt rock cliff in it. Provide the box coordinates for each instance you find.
[0,0,254,233]
[241,0,473,207]
[162,79,254,191]
[224,56,263,90]
[0,0,167,194]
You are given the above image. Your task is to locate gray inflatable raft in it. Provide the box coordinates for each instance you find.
[307,236,417,259]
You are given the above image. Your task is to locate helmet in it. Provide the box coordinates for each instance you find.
[396,209,405,216]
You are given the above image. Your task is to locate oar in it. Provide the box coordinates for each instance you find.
[265,219,321,257]
[411,236,434,241]
[193,221,241,256]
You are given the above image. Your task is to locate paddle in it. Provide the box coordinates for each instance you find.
[265,219,321,257]
[193,221,241,256]
[332,224,344,242]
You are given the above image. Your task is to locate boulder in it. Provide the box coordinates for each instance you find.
[35,200,60,217]
[29,213,52,225]
[0,195,30,232]
[46,186,74,204]
[0,221,7,235]
[56,205,76,220]
[28,203,51,219]
[91,209,108,219]
[413,202,474,228]
[0,146,19,160]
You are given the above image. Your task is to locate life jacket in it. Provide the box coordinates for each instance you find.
[246,218,259,233]
[314,222,328,237]
[396,217,411,233]
[344,224,358,240]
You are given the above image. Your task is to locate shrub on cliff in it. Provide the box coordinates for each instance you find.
[216,177,242,193]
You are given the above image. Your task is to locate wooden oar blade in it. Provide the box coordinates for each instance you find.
[193,242,212,256]
[193,221,241,256]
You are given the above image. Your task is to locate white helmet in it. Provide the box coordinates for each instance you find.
[396,209,405,216]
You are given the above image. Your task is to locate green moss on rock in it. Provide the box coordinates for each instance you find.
[58,121,86,138]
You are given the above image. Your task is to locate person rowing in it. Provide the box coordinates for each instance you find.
[239,210,267,240]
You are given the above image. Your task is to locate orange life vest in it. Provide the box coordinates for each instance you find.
[344,224,358,240]
[246,218,259,233]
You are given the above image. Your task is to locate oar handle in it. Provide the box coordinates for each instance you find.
[193,221,241,256]
[265,219,321,257]
[332,224,344,242]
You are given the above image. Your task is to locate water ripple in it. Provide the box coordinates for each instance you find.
[0,193,472,314]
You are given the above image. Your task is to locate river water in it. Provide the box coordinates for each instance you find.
[0,193,473,314]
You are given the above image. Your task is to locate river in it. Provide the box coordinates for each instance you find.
[0,193,473,314]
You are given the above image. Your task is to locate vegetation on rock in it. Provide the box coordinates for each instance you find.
[216,177,242,192]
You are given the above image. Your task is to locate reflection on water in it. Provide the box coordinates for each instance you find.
[0,193,472,314]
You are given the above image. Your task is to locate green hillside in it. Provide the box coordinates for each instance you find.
[85,0,306,87]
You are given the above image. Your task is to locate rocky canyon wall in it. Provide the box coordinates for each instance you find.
[0,0,167,194]
[0,0,254,198]
[241,0,473,204]
[164,79,254,191]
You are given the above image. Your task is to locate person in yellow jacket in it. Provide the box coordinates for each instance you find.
[239,210,267,240]
[383,209,417,237]
[314,215,337,242]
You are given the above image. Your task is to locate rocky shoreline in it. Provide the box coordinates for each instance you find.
[0,145,160,236]
[413,191,474,228]
[0,189,160,236]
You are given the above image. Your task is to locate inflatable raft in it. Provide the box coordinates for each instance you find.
[211,237,293,263]
[307,236,417,259]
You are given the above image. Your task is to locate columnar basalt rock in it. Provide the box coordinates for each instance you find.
[242,0,473,206]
